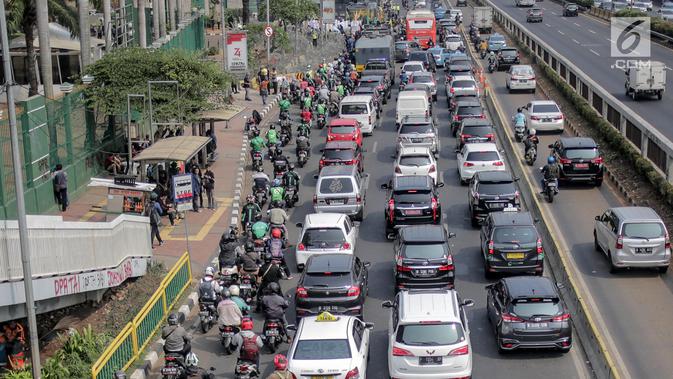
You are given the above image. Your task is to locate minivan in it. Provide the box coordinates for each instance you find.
[396,91,431,127]
[339,95,379,135]
[314,165,368,221]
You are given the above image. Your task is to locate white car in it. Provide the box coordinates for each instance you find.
[395,146,439,183]
[401,61,427,77]
[295,213,358,270]
[383,290,474,379]
[457,143,506,184]
[506,64,536,93]
[444,34,464,51]
[447,9,463,22]
[523,100,564,132]
[631,1,648,11]
[288,312,372,379]
[660,8,673,20]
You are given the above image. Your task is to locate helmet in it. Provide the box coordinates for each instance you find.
[319,63,324,68]
[517,107,522,113]
[247,194,255,203]
[288,163,295,170]
[547,156,556,164]
[221,289,231,299]
[241,317,254,330]
[273,179,282,187]
[270,124,276,130]
[185,352,199,367]
[271,228,282,238]
[229,285,240,297]
[529,128,536,136]
[268,282,281,295]
[274,354,288,370]
[167,313,179,326]
[264,252,273,262]
[205,266,215,276]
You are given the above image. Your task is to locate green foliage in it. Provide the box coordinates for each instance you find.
[247,23,292,54]
[2,370,33,379]
[83,48,232,122]
[573,0,594,7]
[258,0,319,25]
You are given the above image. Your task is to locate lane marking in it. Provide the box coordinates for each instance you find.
[589,29,596,34]
[558,30,566,35]
[161,197,233,241]
[572,38,580,44]
[606,37,613,43]
[574,22,581,26]
[551,11,557,15]
[590,49,600,56]
[545,23,552,27]
[372,140,378,153]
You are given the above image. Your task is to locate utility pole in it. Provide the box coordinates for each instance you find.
[153,0,160,42]
[104,0,112,50]
[0,1,42,378]
[266,0,270,64]
[138,0,147,47]
[36,0,53,98]
[78,0,91,69]
[221,0,227,72]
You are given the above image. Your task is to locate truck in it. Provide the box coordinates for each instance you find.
[625,61,666,100]
[473,6,493,33]
[354,34,395,73]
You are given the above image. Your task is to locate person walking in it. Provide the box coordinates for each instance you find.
[191,167,201,212]
[203,165,215,210]
[270,67,278,95]
[52,164,69,211]
[243,73,252,101]
[260,78,270,105]
[146,195,163,247]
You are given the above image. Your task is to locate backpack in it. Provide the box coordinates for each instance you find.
[268,238,283,258]
[239,334,260,361]
[198,280,216,301]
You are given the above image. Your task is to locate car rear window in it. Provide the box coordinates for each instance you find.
[323,149,355,161]
[402,243,448,259]
[462,125,493,136]
[330,126,357,134]
[466,151,499,161]
[404,64,424,72]
[354,87,375,95]
[412,75,433,83]
[396,323,465,346]
[458,106,483,115]
[450,58,470,65]
[500,49,517,56]
[563,148,598,160]
[622,222,665,239]
[301,228,346,248]
[477,182,516,195]
[303,271,352,287]
[293,339,351,360]
[512,298,561,318]
[319,177,354,194]
[400,123,433,134]
[400,155,431,167]
[493,226,538,244]
[409,53,428,62]
[359,80,380,88]
[447,35,461,42]
[393,189,432,203]
[452,80,475,88]
[532,104,560,113]
[490,36,505,43]
[341,104,368,115]
[366,62,387,70]
[511,66,533,76]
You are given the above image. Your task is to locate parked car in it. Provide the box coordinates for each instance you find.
[393,225,457,290]
[469,170,519,226]
[295,213,358,270]
[381,175,444,238]
[314,165,368,221]
[548,137,604,186]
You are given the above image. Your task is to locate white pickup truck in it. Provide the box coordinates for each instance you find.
[625,61,666,100]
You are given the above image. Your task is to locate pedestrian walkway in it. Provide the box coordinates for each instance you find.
[59,90,275,273]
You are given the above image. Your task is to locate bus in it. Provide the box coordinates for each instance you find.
[406,9,436,49]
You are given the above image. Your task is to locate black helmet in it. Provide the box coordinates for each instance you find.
[268,282,281,295]
[288,163,295,171]
[264,252,273,262]
[221,289,231,299]
[167,313,179,326]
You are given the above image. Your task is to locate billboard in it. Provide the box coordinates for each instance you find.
[322,0,336,23]
[226,32,248,73]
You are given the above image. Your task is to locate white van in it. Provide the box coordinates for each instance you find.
[339,95,379,135]
[396,90,430,127]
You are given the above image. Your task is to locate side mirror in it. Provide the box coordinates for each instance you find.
[381,300,394,308]
[513,177,520,182]
[485,284,494,290]
[454,149,460,153]
[436,182,445,188]
[313,174,319,180]
[380,183,390,190]
[365,322,375,329]
[548,144,554,148]
[287,324,297,331]
[295,222,303,228]
[534,218,541,223]
[448,232,456,238]
[364,261,372,268]
[595,215,601,221]
[462,299,475,308]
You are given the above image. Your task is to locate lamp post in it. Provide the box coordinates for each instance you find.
[60,82,75,164]
[266,0,270,64]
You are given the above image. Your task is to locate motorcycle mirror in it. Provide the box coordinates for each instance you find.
[548,144,554,148]
[365,322,375,329]
[313,174,319,179]
[295,222,303,228]
[436,182,445,188]
[287,324,297,331]
[381,300,394,308]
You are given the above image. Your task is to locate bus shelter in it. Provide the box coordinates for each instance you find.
[132,136,212,183]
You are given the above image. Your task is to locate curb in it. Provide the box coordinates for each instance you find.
[260,94,281,119]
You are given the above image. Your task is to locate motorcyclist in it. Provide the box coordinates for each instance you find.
[161,313,192,360]
[217,289,243,328]
[278,97,291,113]
[266,354,292,379]
[514,107,526,127]
[198,266,222,304]
[336,82,346,97]
[318,85,330,102]
[273,153,290,178]
[295,133,311,159]
[541,156,561,192]
[228,285,251,314]
[479,39,488,54]
[251,220,269,240]
[488,51,496,69]
[268,206,290,239]
[256,252,286,310]
[316,99,327,122]
[297,121,311,138]
[219,228,244,268]
[266,124,279,147]
[261,282,290,343]
[302,89,313,110]
[267,229,291,278]
[269,179,286,208]
[232,318,263,369]
[241,195,262,229]
[251,171,270,201]
[282,163,300,190]
[300,107,312,126]
[249,134,266,160]
[523,128,540,157]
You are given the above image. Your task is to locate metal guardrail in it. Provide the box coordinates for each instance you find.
[91,252,192,379]
[484,0,673,183]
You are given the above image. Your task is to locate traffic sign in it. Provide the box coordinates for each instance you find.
[264,25,273,37]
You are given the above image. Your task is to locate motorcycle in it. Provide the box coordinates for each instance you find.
[268,143,281,161]
[297,149,309,168]
[329,101,339,116]
[218,264,239,288]
[525,145,537,166]
[234,359,259,379]
[480,49,487,59]
[219,325,238,354]
[262,318,284,353]
[488,60,496,73]
[317,114,327,129]
[541,175,558,203]
[273,161,288,180]
[513,122,526,142]
[284,185,298,208]
[253,187,267,206]
[279,129,290,147]
[238,273,258,305]
[161,353,187,379]
[252,151,263,172]
[199,300,217,333]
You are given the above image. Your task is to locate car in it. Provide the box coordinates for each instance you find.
[451,100,485,136]
[640,0,653,10]
[548,137,604,186]
[526,8,544,22]
[449,94,479,113]
[598,0,612,8]
[353,86,383,113]
[516,0,536,6]
[630,1,648,11]
[446,75,479,106]
[457,119,496,149]
[562,2,579,15]
[438,20,458,34]
[457,0,467,6]
[486,277,572,353]
[295,213,358,270]
[394,146,439,183]
[594,206,671,273]
[447,9,463,22]
[610,1,628,11]
[287,312,372,378]
[381,175,444,238]
[427,47,451,68]
[444,34,465,51]
[445,55,473,81]
[487,34,506,52]
[469,171,519,226]
[397,115,440,156]
[295,254,370,321]
[409,72,438,101]
[339,95,379,135]
[383,290,474,379]
[358,75,390,104]
[400,82,434,104]
[496,47,520,71]
[327,118,362,146]
[363,58,395,88]
[395,40,421,62]
[408,50,437,72]
[314,165,367,220]
[393,226,456,290]
[319,141,364,172]
[434,5,447,19]
[457,143,506,184]
[659,8,673,21]
[401,61,427,81]
[523,100,564,132]
[506,64,536,93]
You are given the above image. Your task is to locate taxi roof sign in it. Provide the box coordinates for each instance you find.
[315,312,340,322]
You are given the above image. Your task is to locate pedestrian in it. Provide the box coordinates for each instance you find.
[146,195,163,247]
[243,73,251,101]
[270,67,278,95]
[3,321,25,370]
[260,78,269,105]
[194,166,204,209]
[203,165,215,210]
[231,77,239,94]
[191,167,201,212]
[52,164,68,211]
[311,29,318,47]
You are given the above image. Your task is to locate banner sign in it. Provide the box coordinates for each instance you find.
[322,0,336,23]
[173,173,194,212]
[227,32,248,73]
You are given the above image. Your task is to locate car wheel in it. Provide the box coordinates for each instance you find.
[535,267,544,276]
[531,88,536,94]
[559,347,571,354]
[593,232,601,252]
[608,251,619,274]
[471,214,479,228]
[484,260,494,279]
[658,266,669,274]
[595,178,603,187]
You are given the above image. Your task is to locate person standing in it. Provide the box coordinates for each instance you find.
[191,167,201,212]
[243,73,252,101]
[52,164,68,211]
[203,165,215,210]
[270,67,278,95]
[311,28,318,47]
[260,78,270,105]
[146,195,163,247]
[195,167,204,209]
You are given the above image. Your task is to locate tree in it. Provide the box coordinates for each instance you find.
[82,48,232,123]
[5,0,78,96]
[258,0,319,25]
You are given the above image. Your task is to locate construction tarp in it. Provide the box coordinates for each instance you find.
[132,136,211,163]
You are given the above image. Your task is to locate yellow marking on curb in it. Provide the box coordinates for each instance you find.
[79,199,108,221]
[161,197,233,241]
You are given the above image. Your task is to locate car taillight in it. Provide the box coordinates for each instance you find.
[428,164,436,173]
[395,166,402,174]
[341,242,351,250]
[449,345,469,356]
[485,133,494,140]
[502,313,524,322]
[479,114,486,119]
[453,115,459,121]
[559,158,571,165]
[266,322,279,328]
[392,346,414,356]
[493,161,504,166]
[666,230,671,249]
[296,287,308,298]
[552,313,571,322]
[438,264,454,271]
[347,286,361,297]
[352,133,357,140]
[319,159,325,167]
[450,87,455,93]
[328,134,334,141]
[554,114,564,120]
[431,197,438,221]
[616,235,624,249]
[388,199,395,220]
[488,240,494,255]
[356,194,362,203]
[463,162,474,167]
[530,115,540,120]
[297,243,306,251]
[591,157,603,164]
[537,238,543,254]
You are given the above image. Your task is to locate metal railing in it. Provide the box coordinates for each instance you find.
[91,251,192,379]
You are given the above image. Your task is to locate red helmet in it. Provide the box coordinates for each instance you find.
[274,354,288,370]
[272,228,282,238]
[241,318,254,330]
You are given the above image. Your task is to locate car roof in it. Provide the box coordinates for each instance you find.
[324,140,358,149]
[503,276,558,299]
[400,225,446,243]
[341,95,373,103]
[399,146,432,156]
[464,142,498,152]
[452,75,476,82]
[403,60,425,67]
[456,101,482,107]
[475,170,513,182]
[398,290,461,323]
[304,213,348,228]
[360,75,384,81]
[510,64,533,70]
[318,165,358,177]
[398,90,428,99]
[329,118,359,127]
[559,137,597,148]
[297,314,354,340]
[530,100,558,106]
[393,175,433,190]
[610,206,663,222]
[490,211,535,226]
[412,71,433,78]
[305,254,354,273]
[403,83,431,91]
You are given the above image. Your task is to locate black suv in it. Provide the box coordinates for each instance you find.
[486,276,572,353]
[496,48,520,71]
[457,119,496,149]
[408,50,437,72]
[394,225,456,290]
[469,171,520,226]
[451,100,485,136]
[562,3,579,16]
[480,211,543,277]
[548,137,604,186]
[295,254,370,322]
[381,175,444,239]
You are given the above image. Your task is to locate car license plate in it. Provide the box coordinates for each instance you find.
[319,305,339,312]
[574,163,589,169]
[240,283,252,289]
[405,209,422,216]
[519,79,528,83]
[266,329,279,336]
[543,118,552,122]
[413,269,436,277]
[488,202,507,208]
[412,138,424,143]
[313,376,335,379]
[161,367,179,375]
[330,199,345,205]
[199,311,209,316]
[526,322,548,328]
[419,356,443,365]
[507,253,525,259]
[635,247,653,254]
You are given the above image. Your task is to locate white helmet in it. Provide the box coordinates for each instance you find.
[229,285,240,297]
[185,352,199,367]
[528,128,536,136]
[205,266,215,276]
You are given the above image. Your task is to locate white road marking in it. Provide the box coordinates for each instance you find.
[589,29,596,34]
[572,38,580,44]
[574,22,581,26]
[545,23,552,27]
[558,30,566,35]
[551,11,557,15]
[372,140,378,153]
[590,49,600,56]
[606,37,613,43]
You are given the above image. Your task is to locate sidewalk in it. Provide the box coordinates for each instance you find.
[60,90,276,273]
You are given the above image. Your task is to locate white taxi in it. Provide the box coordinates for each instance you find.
[288,312,373,379]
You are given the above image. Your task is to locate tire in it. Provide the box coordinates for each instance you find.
[608,252,619,274]
[535,267,544,276]
[200,317,209,333]
[658,91,663,100]
[595,178,603,187]
[471,217,480,228]
[594,232,601,252]
[531,88,536,94]
[559,347,571,354]
[484,260,495,279]
[658,266,669,274]
[267,338,276,353]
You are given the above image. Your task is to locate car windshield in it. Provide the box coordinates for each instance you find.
[330,126,357,134]
[301,228,346,248]
[396,42,410,48]
[478,182,516,195]
[400,123,433,134]
[532,104,560,113]
[323,149,355,160]
[511,66,533,76]
[341,104,368,115]
[394,189,432,203]
[466,151,499,161]
[402,243,447,259]
[500,49,517,57]
[458,106,483,115]
[563,148,598,159]
[662,9,673,14]
[567,4,578,9]
[319,177,354,194]
[404,64,424,72]
[490,36,505,43]
[400,155,432,167]
[293,339,351,360]
[396,323,465,346]
[453,80,475,88]
[622,222,665,239]
[462,126,493,136]
[413,75,433,84]
[512,298,561,318]
[493,226,538,244]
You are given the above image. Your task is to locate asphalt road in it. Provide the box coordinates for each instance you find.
[486,0,673,142]
[463,2,673,377]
